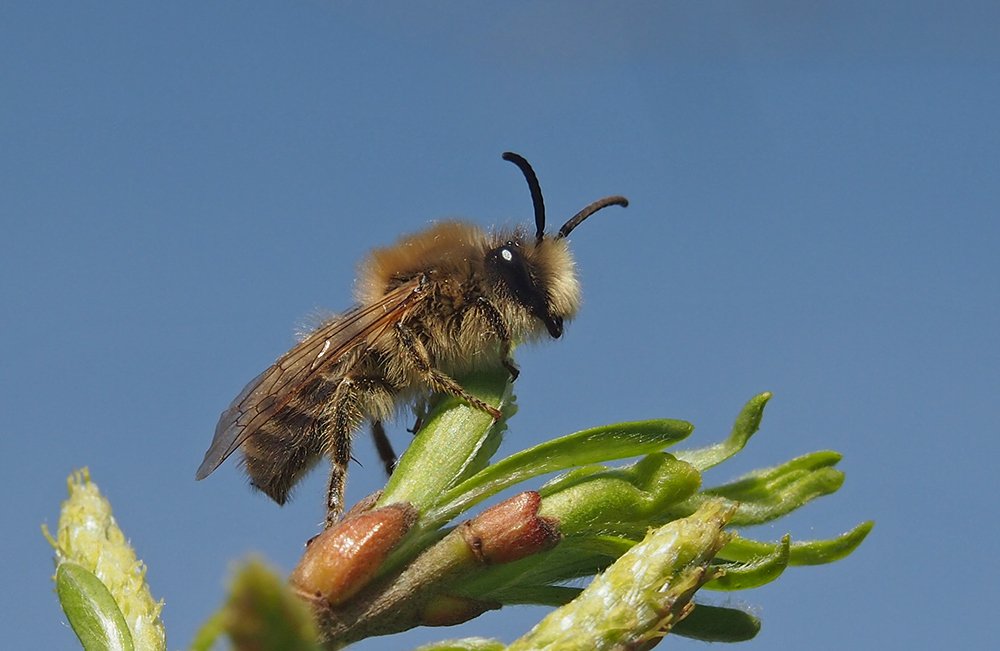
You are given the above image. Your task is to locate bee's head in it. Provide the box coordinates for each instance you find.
[485,152,628,339]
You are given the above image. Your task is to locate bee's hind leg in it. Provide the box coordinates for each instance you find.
[324,417,353,529]
[322,376,395,529]
[370,421,397,476]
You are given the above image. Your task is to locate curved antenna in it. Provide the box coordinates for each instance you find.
[502,152,546,242]
[557,195,629,239]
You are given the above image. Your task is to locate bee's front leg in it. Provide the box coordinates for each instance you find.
[475,297,519,381]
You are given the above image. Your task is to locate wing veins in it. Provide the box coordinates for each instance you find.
[196,279,424,479]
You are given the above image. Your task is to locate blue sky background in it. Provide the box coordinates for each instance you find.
[3,2,998,649]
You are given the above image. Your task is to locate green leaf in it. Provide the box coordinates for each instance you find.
[293,391,871,648]
[702,451,842,501]
[720,521,874,565]
[427,419,693,525]
[56,562,135,651]
[675,392,771,470]
[705,534,790,590]
[726,466,845,526]
[539,453,701,535]
[671,603,761,642]
[484,584,583,607]
[672,458,845,527]
[452,536,634,601]
[379,368,511,513]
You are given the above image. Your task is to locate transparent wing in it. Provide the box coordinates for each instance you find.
[195,278,425,480]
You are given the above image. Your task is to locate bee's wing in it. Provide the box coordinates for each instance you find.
[195,278,425,480]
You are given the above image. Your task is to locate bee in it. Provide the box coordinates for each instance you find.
[195,152,628,527]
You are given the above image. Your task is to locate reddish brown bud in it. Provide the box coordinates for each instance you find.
[419,593,499,627]
[290,502,417,607]
[342,491,383,520]
[461,491,561,565]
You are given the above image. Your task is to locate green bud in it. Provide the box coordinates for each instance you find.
[43,469,165,651]
[538,453,701,535]
[507,501,734,650]
[223,560,323,651]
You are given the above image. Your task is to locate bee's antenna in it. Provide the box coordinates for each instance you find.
[557,196,629,240]
[502,152,546,242]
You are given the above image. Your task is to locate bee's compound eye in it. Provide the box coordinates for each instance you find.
[489,245,531,294]
[488,244,556,334]
[487,242,545,302]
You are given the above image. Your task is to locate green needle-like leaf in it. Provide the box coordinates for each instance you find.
[453,536,634,600]
[702,451,842,501]
[672,459,845,527]
[720,521,874,565]
[676,392,771,470]
[428,419,693,525]
[56,562,135,651]
[727,465,844,525]
[705,534,790,590]
[486,584,583,607]
[671,603,761,642]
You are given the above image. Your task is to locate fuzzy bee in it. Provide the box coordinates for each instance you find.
[196,152,628,527]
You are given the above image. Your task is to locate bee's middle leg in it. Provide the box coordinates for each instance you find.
[394,322,503,421]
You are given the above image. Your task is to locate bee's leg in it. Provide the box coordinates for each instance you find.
[370,421,397,476]
[395,322,504,421]
[475,297,519,380]
[406,398,428,434]
[322,377,368,527]
[323,376,397,528]
[325,442,351,528]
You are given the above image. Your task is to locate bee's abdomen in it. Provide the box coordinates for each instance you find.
[240,379,336,505]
